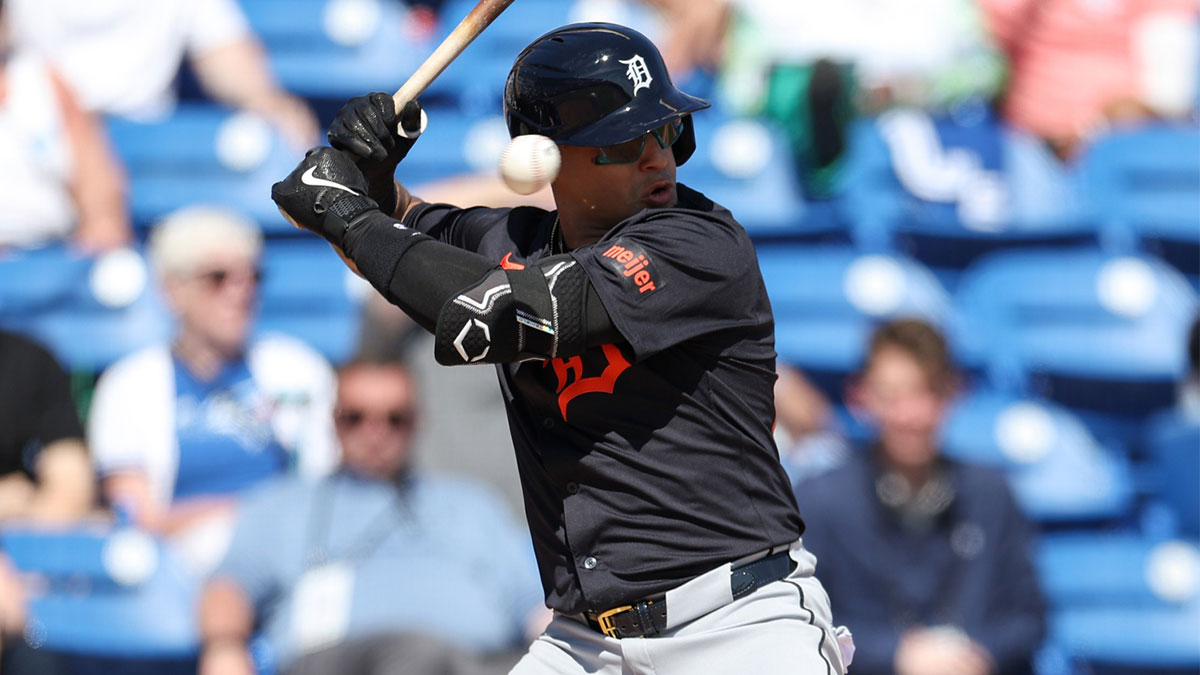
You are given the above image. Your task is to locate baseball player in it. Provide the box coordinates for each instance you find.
[272,23,850,674]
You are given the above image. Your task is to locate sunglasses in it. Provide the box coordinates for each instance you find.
[194,268,263,291]
[335,409,416,432]
[594,118,685,165]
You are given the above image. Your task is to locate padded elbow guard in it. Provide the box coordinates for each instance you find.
[433,255,589,365]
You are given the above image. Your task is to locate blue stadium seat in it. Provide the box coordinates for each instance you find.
[839,110,1095,287]
[1082,125,1200,287]
[686,115,839,241]
[759,245,952,397]
[941,391,1134,523]
[1037,534,1200,609]
[1144,414,1200,539]
[108,104,304,234]
[1035,532,1200,673]
[0,246,170,371]
[952,249,1196,437]
[2,528,199,658]
[1052,600,1200,673]
[255,238,368,364]
[242,0,430,101]
[398,110,510,185]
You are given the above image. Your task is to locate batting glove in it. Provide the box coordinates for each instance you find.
[271,146,380,250]
[328,94,427,211]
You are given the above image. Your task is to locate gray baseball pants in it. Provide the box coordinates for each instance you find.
[509,540,849,675]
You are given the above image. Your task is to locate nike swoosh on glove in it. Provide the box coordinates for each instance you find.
[271,146,380,249]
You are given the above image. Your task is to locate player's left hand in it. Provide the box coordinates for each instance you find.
[271,146,380,249]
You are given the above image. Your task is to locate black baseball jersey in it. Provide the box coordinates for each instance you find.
[403,185,804,615]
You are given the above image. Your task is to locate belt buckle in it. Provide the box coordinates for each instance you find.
[595,605,632,638]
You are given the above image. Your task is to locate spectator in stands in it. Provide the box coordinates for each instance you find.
[0,0,130,251]
[88,206,336,576]
[198,359,545,675]
[773,362,848,486]
[0,330,95,524]
[980,0,1197,161]
[794,319,1045,675]
[4,0,318,148]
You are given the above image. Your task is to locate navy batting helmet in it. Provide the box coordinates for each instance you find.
[504,23,710,166]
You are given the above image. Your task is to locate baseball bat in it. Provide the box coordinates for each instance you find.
[391,0,518,113]
[313,0,516,271]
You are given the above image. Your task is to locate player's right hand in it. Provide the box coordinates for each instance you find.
[328,93,426,175]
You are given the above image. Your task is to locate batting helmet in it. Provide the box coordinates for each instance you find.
[504,23,710,166]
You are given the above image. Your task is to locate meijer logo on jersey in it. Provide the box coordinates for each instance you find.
[602,244,657,294]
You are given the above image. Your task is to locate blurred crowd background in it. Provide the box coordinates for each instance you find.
[0,0,1197,673]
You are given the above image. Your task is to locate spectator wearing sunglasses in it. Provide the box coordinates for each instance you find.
[88,205,337,576]
[198,359,545,675]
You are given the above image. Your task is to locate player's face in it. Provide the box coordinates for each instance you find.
[167,252,259,355]
[335,366,417,480]
[552,128,677,245]
[858,346,950,471]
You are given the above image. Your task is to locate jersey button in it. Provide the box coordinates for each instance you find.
[583,556,598,570]
[542,417,556,430]
[566,482,579,495]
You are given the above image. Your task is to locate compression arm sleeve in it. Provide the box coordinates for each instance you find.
[342,210,620,363]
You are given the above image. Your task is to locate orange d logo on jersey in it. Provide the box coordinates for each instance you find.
[546,344,632,419]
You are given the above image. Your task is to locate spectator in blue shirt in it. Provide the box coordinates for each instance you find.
[198,359,546,675]
[795,319,1045,675]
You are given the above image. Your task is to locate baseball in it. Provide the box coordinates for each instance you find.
[499,134,560,195]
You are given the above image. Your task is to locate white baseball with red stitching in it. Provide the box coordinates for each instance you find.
[499,134,561,195]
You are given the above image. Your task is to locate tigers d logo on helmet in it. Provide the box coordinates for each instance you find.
[503,23,710,166]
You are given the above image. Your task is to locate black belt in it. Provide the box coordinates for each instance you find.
[584,550,796,639]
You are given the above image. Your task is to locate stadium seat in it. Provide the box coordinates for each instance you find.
[759,244,952,397]
[242,0,431,102]
[0,246,170,372]
[1037,533,1200,609]
[108,104,304,234]
[941,390,1134,523]
[1037,533,1200,673]
[1052,600,1200,673]
[255,237,370,364]
[685,115,841,241]
[2,528,199,658]
[1144,414,1200,539]
[952,249,1196,439]
[839,110,1095,287]
[1082,124,1200,287]
[398,109,510,185]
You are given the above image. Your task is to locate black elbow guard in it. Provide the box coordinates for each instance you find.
[433,256,589,365]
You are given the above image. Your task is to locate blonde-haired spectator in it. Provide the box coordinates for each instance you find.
[88,206,336,576]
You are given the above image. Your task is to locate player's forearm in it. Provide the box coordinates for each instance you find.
[379,178,422,221]
[341,212,493,332]
[341,211,619,362]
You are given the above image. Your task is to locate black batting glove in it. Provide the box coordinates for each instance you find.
[271,146,380,250]
[327,94,426,212]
